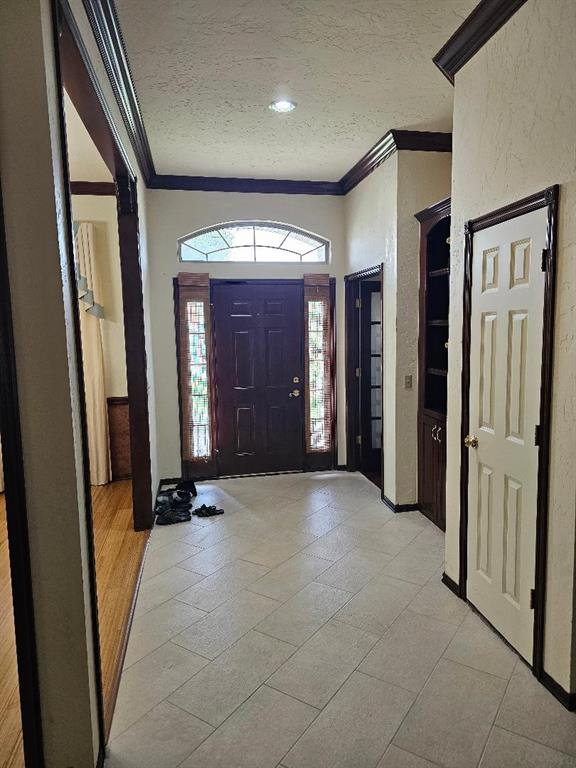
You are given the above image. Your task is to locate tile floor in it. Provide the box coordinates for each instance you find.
[106,472,576,768]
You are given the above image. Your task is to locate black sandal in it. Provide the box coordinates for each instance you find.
[193,504,224,518]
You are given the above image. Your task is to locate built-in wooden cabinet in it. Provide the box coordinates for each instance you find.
[415,199,450,530]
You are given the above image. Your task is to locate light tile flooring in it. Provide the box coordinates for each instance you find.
[106,472,576,768]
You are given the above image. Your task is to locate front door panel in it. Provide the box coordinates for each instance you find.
[467,207,547,661]
[213,283,304,475]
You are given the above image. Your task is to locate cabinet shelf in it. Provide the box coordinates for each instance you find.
[418,206,450,532]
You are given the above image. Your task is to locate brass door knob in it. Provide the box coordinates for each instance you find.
[289,389,300,398]
[464,434,479,449]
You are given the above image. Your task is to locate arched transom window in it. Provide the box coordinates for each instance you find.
[178,221,329,263]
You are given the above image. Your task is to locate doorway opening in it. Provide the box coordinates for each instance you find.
[345,265,383,489]
[56,2,153,741]
[175,276,335,480]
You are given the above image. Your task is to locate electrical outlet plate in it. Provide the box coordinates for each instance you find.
[404,375,413,389]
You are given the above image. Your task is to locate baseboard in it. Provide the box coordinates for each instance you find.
[336,464,347,471]
[540,670,576,711]
[164,468,347,486]
[382,493,420,514]
[159,476,182,487]
[441,571,462,598]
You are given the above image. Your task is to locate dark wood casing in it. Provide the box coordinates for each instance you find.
[416,198,451,530]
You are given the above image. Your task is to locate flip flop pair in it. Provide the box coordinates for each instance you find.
[193,504,224,518]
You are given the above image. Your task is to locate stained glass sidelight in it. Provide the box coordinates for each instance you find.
[185,301,211,459]
[176,273,214,469]
[304,277,332,454]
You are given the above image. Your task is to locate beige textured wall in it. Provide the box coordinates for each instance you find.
[145,189,346,478]
[72,195,128,398]
[344,152,451,504]
[345,157,398,500]
[446,0,576,690]
[396,152,452,504]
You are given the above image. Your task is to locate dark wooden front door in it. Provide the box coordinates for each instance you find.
[213,282,305,475]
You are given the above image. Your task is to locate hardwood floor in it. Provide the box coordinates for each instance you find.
[0,493,24,768]
[0,480,149,766]
[92,480,149,735]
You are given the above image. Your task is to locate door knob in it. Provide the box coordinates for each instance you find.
[464,434,479,449]
[289,389,300,398]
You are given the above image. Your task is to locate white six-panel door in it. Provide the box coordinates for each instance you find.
[467,207,547,662]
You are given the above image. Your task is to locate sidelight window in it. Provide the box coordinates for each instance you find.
[176,274,214,468]
[179,222,329,264]
[304,275,333,454]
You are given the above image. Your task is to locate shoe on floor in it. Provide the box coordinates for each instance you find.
[155,507,192,525]
[177,480,198,496]
[193,504,224,518]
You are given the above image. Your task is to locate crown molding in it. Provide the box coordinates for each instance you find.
[340,130,452,195]
[415,196,451,223]
[81,0,155,181]
[433,0,529,84]
[149,174,343,196]
[79,1,451,196]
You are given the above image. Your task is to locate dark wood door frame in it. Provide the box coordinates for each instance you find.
[58,1,152,532]
[175,277,336,480]
[54,0,153,749]
[0,184,45,766]
[457,186,560,696]
[344,264,383,490]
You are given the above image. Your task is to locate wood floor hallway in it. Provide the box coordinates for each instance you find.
[107,473,576,768]
[0,492,23,768]
[0,480,147,767]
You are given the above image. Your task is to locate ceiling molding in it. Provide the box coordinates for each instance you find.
[149,174,343,196]
[81,0,155,181]
[433,0,529,84]
[77,0,451,196]
[415,196,451,223]
[70,180,116,195]
[340,130,452,195]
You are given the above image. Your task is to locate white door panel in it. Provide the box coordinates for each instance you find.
[467,207,547,662]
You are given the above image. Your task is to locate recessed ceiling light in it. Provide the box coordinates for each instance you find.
[269,99,297,113]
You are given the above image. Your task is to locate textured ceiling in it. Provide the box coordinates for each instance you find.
[115,0,476,181]
[64,91,113,182]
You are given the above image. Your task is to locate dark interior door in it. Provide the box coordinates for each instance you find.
[213,282,304,475]
[360,280,382,481]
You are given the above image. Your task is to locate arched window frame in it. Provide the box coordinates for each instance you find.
[178,220,330,264]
